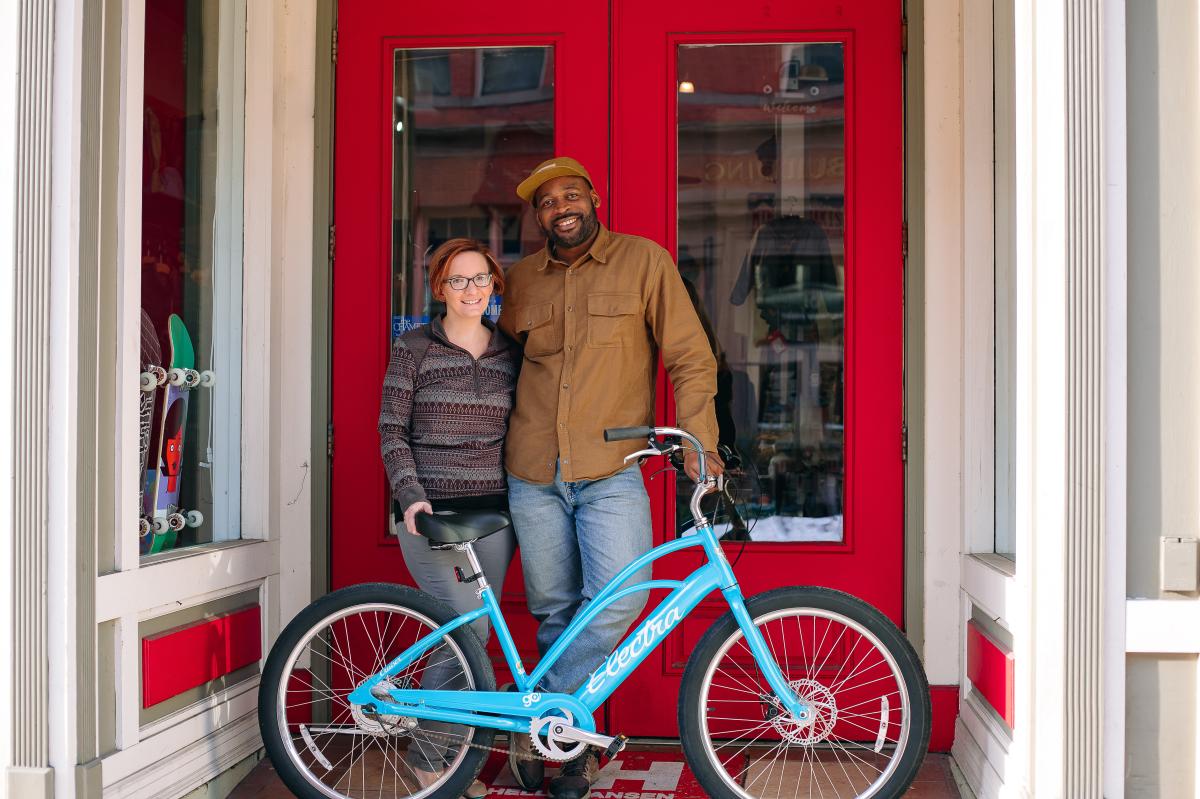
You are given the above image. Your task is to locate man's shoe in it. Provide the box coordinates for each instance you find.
[548,747,600,799]
[508,732,545,791]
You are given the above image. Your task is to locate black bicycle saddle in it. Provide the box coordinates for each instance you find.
[414,509,512,544]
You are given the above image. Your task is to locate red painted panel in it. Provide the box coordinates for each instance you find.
[285,669,313,731]
[141,605,262,708]
[929,685,959,751]
[609,0,904,735]
[967,621,1015,727]
[331,2,610,593]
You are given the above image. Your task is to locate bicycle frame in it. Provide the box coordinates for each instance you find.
[346,517,811,735]
[350,527,811,734]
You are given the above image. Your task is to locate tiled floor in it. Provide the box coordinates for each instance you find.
[229,745,963,798]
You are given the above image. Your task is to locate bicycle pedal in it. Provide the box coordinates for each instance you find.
[604,734,628,759]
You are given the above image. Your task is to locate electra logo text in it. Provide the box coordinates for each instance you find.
[586,607,684,695]
[521,692,541,708]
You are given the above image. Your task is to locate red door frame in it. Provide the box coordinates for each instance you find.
[332,0,904,738]
[331,2,609,595]
[606,0,903,734]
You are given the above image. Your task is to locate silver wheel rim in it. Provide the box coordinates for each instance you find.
[274,601,478,799]
[696,607,912,798]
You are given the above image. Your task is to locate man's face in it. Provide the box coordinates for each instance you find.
[533,176,600,250]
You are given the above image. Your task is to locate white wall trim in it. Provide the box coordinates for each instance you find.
[95,539,278,623]
[1102,0,1129,795]
[921,0,966,688]
[961,554,1019,625]
[48,0,85,794]
[960,0,997,558]
[269,0,318,633]
[1125,599,1200,653]
[102,697,260,796]
[953,690,1012,799]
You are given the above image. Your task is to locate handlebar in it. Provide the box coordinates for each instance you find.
[603,426,654,442]
[605,425,717,534]
[604,425,709,475]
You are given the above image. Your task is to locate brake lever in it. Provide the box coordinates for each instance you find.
[622,448,662,464]
[622,443,682,465]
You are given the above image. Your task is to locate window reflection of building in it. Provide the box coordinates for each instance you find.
[391,48,554,334]
[676,43,846,543]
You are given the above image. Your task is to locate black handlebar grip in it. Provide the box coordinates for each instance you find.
[604,426,654,442]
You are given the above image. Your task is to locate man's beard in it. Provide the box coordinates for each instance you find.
[542,206,599,250]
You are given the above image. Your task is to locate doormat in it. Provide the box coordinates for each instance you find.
[480,749,710,798]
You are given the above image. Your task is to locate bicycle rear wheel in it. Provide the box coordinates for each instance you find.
[679,586,930,799]
[258,583,495,799]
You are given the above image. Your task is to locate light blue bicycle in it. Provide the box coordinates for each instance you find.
[259,426,930,799]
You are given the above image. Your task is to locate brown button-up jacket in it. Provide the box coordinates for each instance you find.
[498,225,718,483]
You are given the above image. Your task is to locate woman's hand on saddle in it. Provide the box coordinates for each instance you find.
[403,501,433,535]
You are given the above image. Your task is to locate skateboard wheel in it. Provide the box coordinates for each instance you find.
[152,517,169,534]
[139,517,150,535]
[183,369,201,389]
[167,368,187,387]
[140,372,157,392]
[185,510,204,528]
[198,370,216,388]
[167,513,186,532]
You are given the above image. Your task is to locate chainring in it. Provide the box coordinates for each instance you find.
[528,711,587,762]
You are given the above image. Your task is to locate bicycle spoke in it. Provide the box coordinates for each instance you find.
[693,599,922,799]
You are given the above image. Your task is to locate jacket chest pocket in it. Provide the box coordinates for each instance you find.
[514,302,561,359]
[587,293,641,348]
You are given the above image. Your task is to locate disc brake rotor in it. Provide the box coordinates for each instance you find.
[528,711,586,762]
[766,679,837,745]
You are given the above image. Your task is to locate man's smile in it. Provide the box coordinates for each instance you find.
[553,214,581,232]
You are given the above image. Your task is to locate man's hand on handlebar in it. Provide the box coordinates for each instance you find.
[684,450,724,486]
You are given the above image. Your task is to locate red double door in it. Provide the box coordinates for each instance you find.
[332,0,902,736]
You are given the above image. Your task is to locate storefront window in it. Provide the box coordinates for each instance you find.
[677,43,846,542]
[995,0,1017,560]
[390,47,553,334]
[138,0,244,556]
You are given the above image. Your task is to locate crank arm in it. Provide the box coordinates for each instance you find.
[551,722,625,755]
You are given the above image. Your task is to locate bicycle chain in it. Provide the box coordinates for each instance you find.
[392,723,547,761]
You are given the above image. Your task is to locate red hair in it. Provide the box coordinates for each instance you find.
[427,238,506,300]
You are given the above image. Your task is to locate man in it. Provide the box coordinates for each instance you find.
[499,157,722,799]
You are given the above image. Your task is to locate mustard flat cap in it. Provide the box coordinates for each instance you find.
[516,156,593,204]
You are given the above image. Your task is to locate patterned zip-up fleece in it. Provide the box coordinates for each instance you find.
[378,316,520,513]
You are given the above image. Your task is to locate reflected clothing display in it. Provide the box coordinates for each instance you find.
[730,215,840,332]
[498,225,719,483]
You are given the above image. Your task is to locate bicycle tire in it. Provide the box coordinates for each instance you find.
[259,583,496,799]
[679,586,931,799]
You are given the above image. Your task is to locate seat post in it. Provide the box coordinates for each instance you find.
[455,541,490,592]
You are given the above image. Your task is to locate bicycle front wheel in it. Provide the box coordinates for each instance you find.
[259,583,496,799]
[679,586,930,799]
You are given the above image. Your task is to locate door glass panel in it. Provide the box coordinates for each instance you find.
[391,47,554,336]
[677,43,846,543]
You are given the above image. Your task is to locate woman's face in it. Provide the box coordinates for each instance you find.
[440,250,494,322]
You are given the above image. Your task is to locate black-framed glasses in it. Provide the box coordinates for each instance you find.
[442,273,494,291]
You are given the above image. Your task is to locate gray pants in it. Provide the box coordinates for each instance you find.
[397,526,515,772]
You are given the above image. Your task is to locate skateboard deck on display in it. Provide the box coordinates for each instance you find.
[140,313,213,554]
[138,311,164,555]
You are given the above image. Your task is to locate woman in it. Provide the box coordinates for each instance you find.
[378,238,520,798]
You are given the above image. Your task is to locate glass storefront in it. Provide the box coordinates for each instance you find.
[677,43,846,542]
[139,0,243,555]
[390,47,554,334]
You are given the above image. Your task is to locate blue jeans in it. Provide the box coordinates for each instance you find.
[508,463,652,693]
